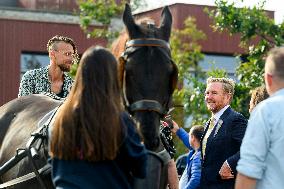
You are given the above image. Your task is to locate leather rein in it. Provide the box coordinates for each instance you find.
[0,106,61,188]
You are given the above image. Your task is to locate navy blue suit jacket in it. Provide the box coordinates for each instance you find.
[200,107,247,189]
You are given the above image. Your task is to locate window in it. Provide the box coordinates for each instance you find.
[20,53,49,79]
[199,54,241,81]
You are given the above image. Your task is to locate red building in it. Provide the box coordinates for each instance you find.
[0,1,274,105]
[135,3,247,54]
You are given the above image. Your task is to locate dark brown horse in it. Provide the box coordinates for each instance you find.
[0,95,60,188]
[112,4,178,189]
[113,4,177,151]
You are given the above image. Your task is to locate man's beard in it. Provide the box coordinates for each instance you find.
[58,62,71,72]
[206,102,220,114]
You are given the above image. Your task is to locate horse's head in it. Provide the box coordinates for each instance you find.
[119,4,178,151]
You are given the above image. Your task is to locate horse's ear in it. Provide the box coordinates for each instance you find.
[123,3,137,37]
[159,6,172,41]
[170,62,178,94]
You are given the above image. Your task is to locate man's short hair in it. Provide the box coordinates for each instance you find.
[206,77,235,96]
[266,46,284,80]
[47,35,77,54]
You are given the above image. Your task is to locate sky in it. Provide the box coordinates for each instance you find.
[142,0,284,24]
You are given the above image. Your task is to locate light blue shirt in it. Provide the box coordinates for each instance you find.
[237,88,284,189]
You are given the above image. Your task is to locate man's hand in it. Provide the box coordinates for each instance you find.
[170,120,179,134]
[219,161,234,179]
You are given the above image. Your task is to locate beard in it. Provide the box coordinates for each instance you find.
[58,61,72,72]
[206,102,223,114]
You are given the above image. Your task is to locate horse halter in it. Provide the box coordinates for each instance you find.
[119,38,172,117]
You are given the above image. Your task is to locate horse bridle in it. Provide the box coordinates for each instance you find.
[119,38,173,117]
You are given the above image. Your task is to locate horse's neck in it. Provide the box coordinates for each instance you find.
[37,105,61,129]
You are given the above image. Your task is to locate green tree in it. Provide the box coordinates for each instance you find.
[171,17,206,125]
[203,0,284,117]
[77,0,146,39]
[208,0,284,86]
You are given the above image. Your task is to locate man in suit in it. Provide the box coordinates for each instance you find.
[200,77,247,189]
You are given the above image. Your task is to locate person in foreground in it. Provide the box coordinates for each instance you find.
[49,46,147,189]
[170,121,204,189]
[201,77,247,189]
[235,47,284,189]
[18,35,77,98]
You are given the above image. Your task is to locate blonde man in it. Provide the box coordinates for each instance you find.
[200,77,247,189]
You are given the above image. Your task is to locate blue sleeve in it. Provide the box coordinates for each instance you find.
[176,128,193,150]
[237,105,269,179]
[120,112,147,178]
[185,152,201,189]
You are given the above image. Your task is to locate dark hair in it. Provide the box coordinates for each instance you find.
[190,125,204,142]
[50,46,123,161]
[249,85,269,112]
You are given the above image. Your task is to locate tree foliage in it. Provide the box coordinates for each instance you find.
[171,17,207,125]
[77,0,146,40]
[207,0,284,89]
[78,0,126,39]
[203,0,284,118]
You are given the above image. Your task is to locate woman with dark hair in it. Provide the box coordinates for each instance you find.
[49,46,147,188]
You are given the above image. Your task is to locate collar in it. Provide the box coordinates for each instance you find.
[271,88,284,97]
[212,105,229,124]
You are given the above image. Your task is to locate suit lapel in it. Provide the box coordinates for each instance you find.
[202,120,210,139]
[211,107,231,138]
[219,106,231,121]
[202,107,232,159]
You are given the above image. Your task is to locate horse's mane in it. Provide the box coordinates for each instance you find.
[111,30,128,89]
[111,30,129,60]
